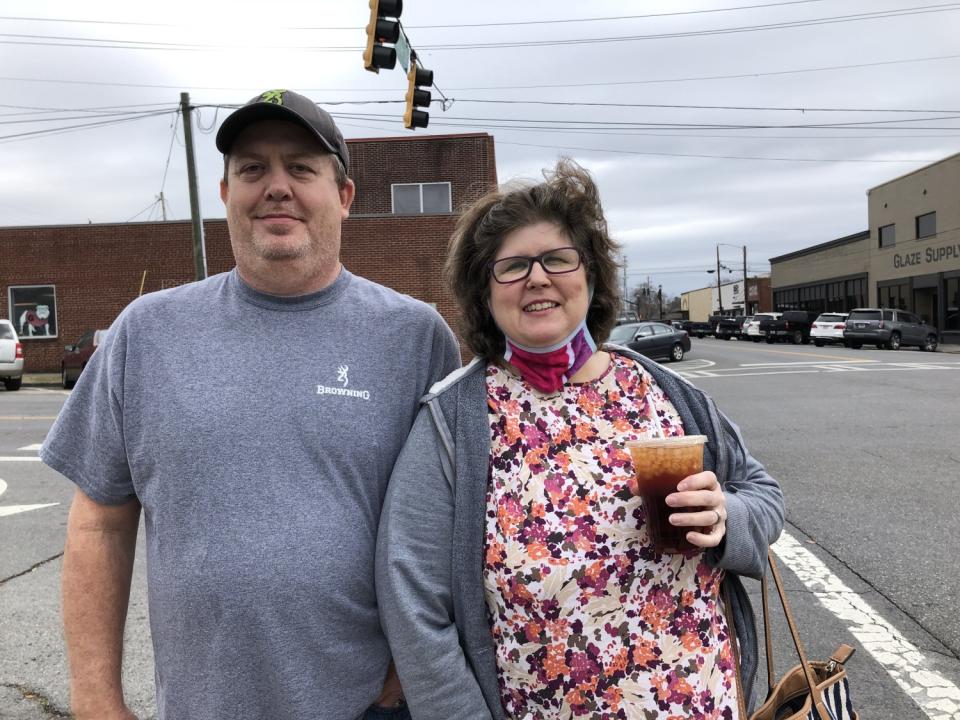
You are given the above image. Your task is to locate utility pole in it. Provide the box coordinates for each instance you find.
[180,92,207,281]
[622,254,628,312]
[716,245,724,315]
[658,285,663,320]
[742,245,748,314]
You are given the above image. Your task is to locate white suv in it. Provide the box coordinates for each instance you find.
[0,320,24,391]
[810,312,849,347]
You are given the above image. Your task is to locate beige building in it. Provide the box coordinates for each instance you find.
[867,151,960,342]
[681,276,771,321]
[769,230,870,314]
[768,151,960,343]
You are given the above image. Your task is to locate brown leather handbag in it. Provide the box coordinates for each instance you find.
[732,550,859,720]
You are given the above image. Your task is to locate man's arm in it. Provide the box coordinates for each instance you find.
[62,488,141,720]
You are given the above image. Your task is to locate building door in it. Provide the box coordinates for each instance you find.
[913,287,938,329]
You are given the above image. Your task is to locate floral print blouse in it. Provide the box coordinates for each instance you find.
[483,352,738,720]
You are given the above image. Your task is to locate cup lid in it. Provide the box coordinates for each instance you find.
[624,435,708,449]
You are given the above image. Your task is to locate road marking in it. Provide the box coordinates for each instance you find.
[775,531,960,720]
[0,479,59,518]
[740,360,877,368]
[0,416,58,421]
[0,457,42,462]
[17,444,42,452]
[0,503,58,518]
[705,342,867,361]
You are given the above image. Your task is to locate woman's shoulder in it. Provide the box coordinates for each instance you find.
[424,357,488,400]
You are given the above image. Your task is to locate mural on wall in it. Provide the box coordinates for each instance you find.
[8,285,58,339]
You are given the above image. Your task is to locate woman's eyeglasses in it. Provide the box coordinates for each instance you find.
[489,246,583,284]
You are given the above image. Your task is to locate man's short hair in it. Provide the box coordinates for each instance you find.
[445,158,623,360]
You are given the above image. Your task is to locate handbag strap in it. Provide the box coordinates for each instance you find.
[722,583,749,720]
[761,549,832,720]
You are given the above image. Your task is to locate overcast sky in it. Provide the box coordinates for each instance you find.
[3,0,960,297]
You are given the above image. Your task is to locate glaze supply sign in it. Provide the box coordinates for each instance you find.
[8,285,58,339]
[892,242,960,270]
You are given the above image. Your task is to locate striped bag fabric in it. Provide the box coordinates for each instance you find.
[731,551,859,720]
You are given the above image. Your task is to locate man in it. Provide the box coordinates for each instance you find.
[41,89,462,720]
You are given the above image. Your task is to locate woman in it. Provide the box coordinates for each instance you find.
[376,159,784,720]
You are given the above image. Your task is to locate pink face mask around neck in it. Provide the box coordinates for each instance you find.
[502,320,598,394]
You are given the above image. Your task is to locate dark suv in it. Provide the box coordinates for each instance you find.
[842,308,938,351]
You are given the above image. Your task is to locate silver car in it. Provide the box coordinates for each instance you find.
[843,308,938,351]
[0,319,24,391]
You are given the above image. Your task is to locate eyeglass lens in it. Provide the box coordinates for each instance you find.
[492,247,581,283]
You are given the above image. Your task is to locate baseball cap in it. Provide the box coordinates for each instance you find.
[215,89,349,172]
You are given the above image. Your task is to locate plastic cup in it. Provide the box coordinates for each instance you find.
[625,435,708,554]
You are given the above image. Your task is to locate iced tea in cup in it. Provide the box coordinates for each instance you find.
[625,435,708,554]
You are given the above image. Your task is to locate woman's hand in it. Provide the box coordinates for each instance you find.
[665,471,726,548]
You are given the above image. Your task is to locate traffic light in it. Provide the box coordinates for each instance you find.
[363,0,402,73]
[404,65,433,130]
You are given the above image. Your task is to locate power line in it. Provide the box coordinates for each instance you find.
[0,109,174,144]
[496,140,936,164]
[328,109,960,130]
[2,4,959,52]
[3,51,960,94]
[450,99,960,114]
[0,1,833,30]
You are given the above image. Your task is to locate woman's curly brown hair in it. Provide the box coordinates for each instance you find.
[445,158,622,360]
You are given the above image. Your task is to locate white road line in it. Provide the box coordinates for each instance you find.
[0,457,43,462]
[774,531,960,720]
[17,443,42,452]
[740,360,879,368]
[0,503,58,518]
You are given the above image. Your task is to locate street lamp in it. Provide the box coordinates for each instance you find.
[717,243,748,314]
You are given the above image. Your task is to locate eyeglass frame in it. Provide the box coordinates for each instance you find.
[488,245,585,284]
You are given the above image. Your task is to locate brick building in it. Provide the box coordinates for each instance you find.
[1,133,497,373]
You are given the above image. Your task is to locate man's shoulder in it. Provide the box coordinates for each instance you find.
[122,273,230,318]
[345,273,444,324]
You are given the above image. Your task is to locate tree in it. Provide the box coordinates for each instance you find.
[629,280,678,320]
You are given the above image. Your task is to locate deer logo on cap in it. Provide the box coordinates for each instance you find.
[260,89,286,105]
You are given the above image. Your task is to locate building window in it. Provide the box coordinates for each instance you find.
[878,224,895,248]
[946,278,960,331]
[878,282,909,311]
[391,182,452,214]
[916,211,936,239]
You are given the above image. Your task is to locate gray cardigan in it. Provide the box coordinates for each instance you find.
[376,349,784,720]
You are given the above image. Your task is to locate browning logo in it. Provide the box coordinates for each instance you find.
[260,89,286,105]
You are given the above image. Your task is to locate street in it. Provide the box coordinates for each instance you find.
[1,340,960,719]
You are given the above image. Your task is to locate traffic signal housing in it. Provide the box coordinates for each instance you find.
[363,0,402,73]
[404,65,433,130]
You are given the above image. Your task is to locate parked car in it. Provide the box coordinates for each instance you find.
[680,320,712,339]
[810,312,849,346]
[614,311,639,326]
[744,312,782,342]
[61,329,107,389]
[714,316,744,340]
[762,310,818,344]
[738,315,755,339]
[843,308,938,351]
[0,320,24,391]
[608,321,691,362]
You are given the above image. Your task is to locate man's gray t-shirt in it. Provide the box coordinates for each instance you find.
[41,268,461,720]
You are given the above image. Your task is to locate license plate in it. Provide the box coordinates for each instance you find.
[856,323,865,328]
